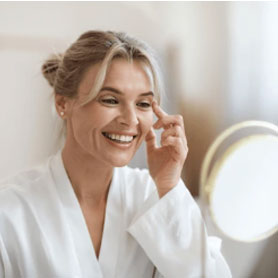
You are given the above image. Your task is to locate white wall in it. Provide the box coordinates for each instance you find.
[226,2,278,123]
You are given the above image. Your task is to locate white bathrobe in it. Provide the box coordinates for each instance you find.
[0,150,231,278]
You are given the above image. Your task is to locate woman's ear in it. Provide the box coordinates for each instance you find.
[55,94,69,118]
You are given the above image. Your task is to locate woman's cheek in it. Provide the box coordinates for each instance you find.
[142,112,154,136]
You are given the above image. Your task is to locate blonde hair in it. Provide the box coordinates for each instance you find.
[42,31,164,143]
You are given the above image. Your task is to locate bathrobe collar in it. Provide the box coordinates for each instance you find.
[49,150,124,278]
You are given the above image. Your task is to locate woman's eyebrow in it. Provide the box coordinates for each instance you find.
[100,86,154,97]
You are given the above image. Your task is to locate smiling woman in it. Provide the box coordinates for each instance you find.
[0,31,231,278]
[60,59,154,168]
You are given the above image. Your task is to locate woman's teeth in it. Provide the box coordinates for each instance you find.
[103,132,135,143]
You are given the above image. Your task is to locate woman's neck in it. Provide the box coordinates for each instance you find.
[61,144,113,208]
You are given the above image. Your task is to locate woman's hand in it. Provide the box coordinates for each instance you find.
[145,101,188,198]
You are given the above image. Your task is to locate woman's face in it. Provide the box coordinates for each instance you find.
[64,59,154,167]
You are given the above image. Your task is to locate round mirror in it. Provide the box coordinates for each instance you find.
[200,121,278,242]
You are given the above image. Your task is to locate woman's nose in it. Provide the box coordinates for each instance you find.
[117,106,139,127]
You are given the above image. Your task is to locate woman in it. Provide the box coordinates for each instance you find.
[0,31,231,278]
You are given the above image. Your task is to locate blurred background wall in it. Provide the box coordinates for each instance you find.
[0,2,277,277]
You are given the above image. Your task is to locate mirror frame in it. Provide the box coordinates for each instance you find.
[200,120,278,242]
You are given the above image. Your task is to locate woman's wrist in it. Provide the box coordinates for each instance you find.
[156,183,176,198]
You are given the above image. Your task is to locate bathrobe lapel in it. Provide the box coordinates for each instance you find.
[98,167,123,277]
[50,151,123,278]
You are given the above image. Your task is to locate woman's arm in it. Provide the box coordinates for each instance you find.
[127,101,231,277]
[127,179,232,278]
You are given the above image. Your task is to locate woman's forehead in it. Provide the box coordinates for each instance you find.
[76,58,158,108]
[80,59,153,96]
[103,60,152,89]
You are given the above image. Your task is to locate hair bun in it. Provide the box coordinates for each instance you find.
[42,53,63,87]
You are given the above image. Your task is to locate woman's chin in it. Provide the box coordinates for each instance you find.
[110,159,130,167]
[106,154,134,167]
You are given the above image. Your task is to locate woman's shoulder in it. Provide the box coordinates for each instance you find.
[1,164,45,186]
[0,158,53,210]
[0,158,50,186]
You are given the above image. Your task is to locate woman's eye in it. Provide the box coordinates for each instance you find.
[101,99,118,105]
[137,102,151,108]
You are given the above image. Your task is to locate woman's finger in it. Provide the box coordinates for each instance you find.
[161,125,187,148]
[145,127,157,152]
[152,101,168,119]
[152,101,185,130]
[153,114,184,130]
[161,136,186,161]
